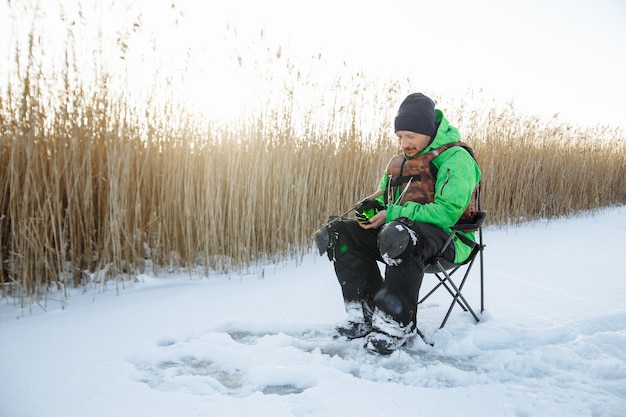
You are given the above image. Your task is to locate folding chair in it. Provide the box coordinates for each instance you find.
[418,210,486,331]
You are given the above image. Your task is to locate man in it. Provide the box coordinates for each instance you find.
[324,92,482,354]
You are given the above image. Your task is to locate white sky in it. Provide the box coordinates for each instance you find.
[176,0,626,129]
[2,0,626,130]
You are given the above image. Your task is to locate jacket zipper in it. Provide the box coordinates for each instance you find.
[440,168,451,196]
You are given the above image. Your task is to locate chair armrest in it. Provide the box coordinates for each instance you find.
[453,211,487,231]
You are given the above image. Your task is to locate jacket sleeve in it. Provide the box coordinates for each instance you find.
[374,174,388,206]
[385,147,480,232]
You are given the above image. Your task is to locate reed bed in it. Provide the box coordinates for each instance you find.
[2,81,625,305]
[462,105,626,223]
[2,2,625,305]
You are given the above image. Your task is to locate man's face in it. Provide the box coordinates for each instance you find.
[396,131,431,158]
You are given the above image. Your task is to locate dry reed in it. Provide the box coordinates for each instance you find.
[1,2,625,305]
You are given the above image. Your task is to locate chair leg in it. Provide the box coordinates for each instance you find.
[420,236,486,331]
[479,229,486,314]
[432,273,469,312]
[437,260,480,328]
[415,327,434,347]
[419,269,467,311]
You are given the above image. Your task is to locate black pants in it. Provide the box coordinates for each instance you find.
[331,219,454,326]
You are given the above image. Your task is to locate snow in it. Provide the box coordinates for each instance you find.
[1,206,625,417]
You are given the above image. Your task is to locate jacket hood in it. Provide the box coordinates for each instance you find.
[418,109,460,155]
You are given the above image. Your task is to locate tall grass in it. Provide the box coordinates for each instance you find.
[462,104,626,223]
[1,2,625,305]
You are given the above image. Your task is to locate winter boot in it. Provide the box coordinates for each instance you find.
[364,308,416,354]
[332,300,374,339]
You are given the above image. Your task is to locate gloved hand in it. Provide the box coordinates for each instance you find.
[355,199,385,224]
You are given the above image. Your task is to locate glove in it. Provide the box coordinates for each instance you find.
[355,199,385,224]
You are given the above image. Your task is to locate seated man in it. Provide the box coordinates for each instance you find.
[324,93,482,354]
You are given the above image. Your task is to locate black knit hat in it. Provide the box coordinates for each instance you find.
[394,93,437,137]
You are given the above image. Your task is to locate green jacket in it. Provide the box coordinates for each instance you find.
[376,109,482,263]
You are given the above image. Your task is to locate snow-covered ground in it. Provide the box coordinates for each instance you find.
[1,206,625,417]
